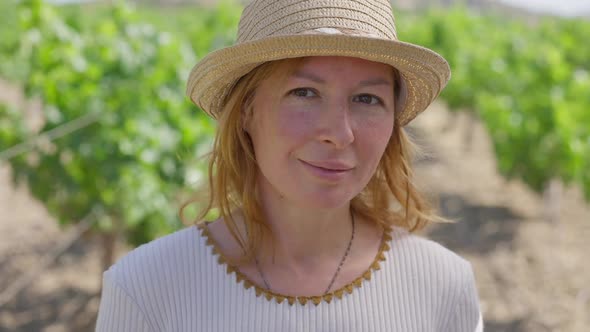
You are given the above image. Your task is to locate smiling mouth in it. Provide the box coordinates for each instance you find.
[299,160,354,172]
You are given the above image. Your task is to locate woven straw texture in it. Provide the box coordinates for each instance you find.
[186,0,451,126]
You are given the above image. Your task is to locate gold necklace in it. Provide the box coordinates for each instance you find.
[254,213,356,295]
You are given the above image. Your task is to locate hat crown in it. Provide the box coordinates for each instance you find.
[237,0,398,44]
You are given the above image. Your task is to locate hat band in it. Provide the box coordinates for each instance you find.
[298,27,386,39]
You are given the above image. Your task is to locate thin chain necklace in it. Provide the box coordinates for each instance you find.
[254,213,356,295]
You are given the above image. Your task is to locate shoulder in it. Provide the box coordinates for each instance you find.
[97,226,203,330]
[103,225,202,297]
[385,226,478,299]
[388,226,474,276]
[109,225,200,272]
[385,226,481,329]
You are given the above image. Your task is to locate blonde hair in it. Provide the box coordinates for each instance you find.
[181,57,448,265]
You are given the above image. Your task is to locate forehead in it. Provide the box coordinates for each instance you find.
[265,56,395,86]
[296,56,393,76]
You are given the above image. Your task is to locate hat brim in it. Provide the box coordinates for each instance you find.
[186,34,450,126]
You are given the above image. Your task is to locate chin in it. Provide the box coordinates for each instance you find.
[293,189,356,210]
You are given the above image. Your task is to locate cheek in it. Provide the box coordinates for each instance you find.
[355,113,394,160]
[276,106,318,144]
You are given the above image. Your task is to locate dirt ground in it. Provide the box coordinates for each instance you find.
[0,97,589,331]
[411,106,590,332]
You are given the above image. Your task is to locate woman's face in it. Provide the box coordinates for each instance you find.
[247,56,395,209]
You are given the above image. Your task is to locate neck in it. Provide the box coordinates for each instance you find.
[255,183,354,274]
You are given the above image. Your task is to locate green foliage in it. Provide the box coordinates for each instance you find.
[3,0,214,246]
[1,1,588,250]
[0,0,23,80]
[399,6,590,200]
[134,1,241,57]
[0,104,27,151]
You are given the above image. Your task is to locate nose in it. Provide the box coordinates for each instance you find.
[317,102,355,148]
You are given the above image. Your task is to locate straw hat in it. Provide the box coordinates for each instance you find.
[186,0,451,126]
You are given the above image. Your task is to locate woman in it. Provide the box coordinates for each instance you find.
[96,0,483,331]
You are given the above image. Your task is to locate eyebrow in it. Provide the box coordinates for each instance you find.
[292,70,393,88]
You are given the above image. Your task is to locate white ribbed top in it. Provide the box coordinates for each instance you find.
[95,224,483,331]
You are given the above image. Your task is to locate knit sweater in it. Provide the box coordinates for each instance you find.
[95,223,483,331]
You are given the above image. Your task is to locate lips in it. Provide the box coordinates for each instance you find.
[299,159,354,181]
[301,160,354,171]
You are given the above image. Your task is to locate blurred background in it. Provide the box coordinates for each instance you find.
[0,0,589,331]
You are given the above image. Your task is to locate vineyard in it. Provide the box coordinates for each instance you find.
[0,0,589,331]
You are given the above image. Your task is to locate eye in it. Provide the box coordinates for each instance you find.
[289,88,317,98]
[353,94,383,105]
